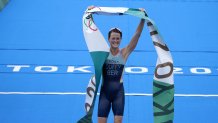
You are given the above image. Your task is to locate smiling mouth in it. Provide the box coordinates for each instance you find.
[112,42,119,46]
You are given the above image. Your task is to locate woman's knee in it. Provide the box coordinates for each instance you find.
[98,117,107,123]
[114,116,123,123]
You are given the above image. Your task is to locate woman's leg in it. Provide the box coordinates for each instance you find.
[98,90,111,123]
[98,117,107,123]
[112,84,125,123]
[114,116,123,123]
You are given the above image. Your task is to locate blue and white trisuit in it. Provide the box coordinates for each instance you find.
[98,49,126,117]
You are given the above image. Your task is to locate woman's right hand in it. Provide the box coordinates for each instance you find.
[139,8,145,12]
[88,5,95,10]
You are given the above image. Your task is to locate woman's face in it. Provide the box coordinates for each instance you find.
[109,32,121,49]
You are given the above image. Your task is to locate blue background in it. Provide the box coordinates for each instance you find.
[0,0,218,123]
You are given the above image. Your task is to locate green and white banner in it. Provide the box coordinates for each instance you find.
[0,0,9,11]
[78,7,174,123]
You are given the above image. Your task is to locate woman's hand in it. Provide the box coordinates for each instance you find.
[139,8,147,18]
[88,5,95,10]
[139,8,145,12]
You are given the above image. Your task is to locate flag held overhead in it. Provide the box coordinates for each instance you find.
[78,7,174,123]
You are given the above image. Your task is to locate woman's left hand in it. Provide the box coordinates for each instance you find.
[139,8,145,12]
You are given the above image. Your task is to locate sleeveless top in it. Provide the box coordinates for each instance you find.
[102,49,125,84]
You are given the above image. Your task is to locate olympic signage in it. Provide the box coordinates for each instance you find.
[0,64,217,75]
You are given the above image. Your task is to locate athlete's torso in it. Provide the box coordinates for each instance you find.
[103,49,125,83]
[101,49,125,94]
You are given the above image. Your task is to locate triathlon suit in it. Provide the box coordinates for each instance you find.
[98,49,125,117]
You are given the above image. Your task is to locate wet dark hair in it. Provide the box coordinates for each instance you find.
[108,28,122,39]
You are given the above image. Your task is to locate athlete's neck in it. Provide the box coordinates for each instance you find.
[110,48,119,56]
